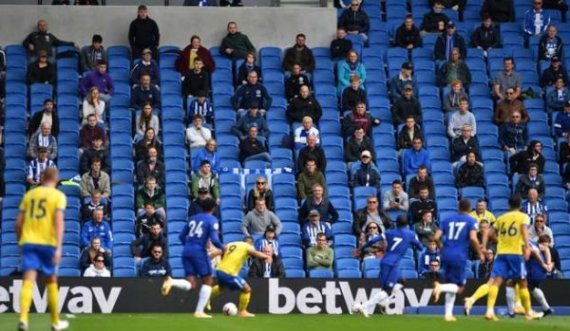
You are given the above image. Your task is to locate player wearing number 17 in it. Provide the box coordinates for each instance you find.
[16,168,69,331]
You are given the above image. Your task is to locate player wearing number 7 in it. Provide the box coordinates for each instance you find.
[161,198,224,318]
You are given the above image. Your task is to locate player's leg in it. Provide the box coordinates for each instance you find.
[505,282,516,317]
[18,269,37,331]
[516,279,537,320]
[485,276,503,320]
[194,261,215,318]
[354,264,393,317]
[163,256,194,295]
[464,279,492,316]
[512,282,525,314]
[46,274,69,331]
[529,281,552,316]
[237,282,255,317]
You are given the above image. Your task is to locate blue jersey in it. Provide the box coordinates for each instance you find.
[363,228,423,267]
[527,241,548,281]
[179,213,223,255]
[439,213,478,262]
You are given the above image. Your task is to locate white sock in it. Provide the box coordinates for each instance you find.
[365,290,388,314]
[195,285,212,313]
[532,288,550,311]
[506,287,515,315]
[445,292,456,317]
[439,283,459,294]
[393,283,404,293]
[171,279,192,291]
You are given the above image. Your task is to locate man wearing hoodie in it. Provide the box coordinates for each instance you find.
[80,61,114,102]
[470,14,501,56]
[220,22,255,60]
[241,199,282,236]
[352,150,381,190]
[402,137,431,177]
[297,158,327,199]
[395,15,422,50]
[338,0,370,43]
[128,5,160,60]
[191,160,220,203]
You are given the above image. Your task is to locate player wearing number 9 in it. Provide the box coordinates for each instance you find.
[16,167,70,331]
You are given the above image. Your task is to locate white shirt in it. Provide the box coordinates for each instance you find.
[186,125,212,149]
[82,99,106,125]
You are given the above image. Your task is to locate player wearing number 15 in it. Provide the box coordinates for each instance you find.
[16,168,69,331]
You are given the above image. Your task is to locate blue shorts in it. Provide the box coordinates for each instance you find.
[379,263,400,293]
[21,244,57,276]
[441,259,467,286]
[182,252,212,278]
[491,254,526,280]
[216,270,247,290]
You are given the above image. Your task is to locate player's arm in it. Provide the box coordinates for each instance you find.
[469,229,484,262]
[432,228,443,249]
[178,223,190,245]
[208,223,224,250]
[15,211,24,241]
[521,222,531,260]
[248,247,272,263]
[354,234,385,256]
[53,209,65,265]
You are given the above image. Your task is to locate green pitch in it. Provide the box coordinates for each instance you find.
[2,314,570,331]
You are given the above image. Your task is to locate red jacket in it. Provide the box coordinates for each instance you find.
[175,45,216,76]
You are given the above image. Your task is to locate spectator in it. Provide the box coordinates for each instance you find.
[22,19,75,61]
[555,100,570,138]
[239,126,271,163]
[254,226,280,255]
[420,1,450,34]
[219,21,255,59]
[494,87,529,125]
[516,163,546,198]
[248,246,285,278]
[79,114,107,151]
[499,110,529,155]
[236,52,262,86]
[131,222,168,260]
[136,147,164,186]
[241,199,282,236]
[297,159,326,200]
[543,0,569,22]
[418,240,441,274]
[352,150,381,189]
[448,98,477,139]
[548,78,570,113]
[81,190,108,221]
[538,25,564,61]
[80,135,109,174]
[391,84,422,125]
[481,0,515,22]
[510,140,545,174]
[493,57,521,100]
[191,160,220,202]
[247,176,274,212]
[298,184,339,224]
[383,180,409,212]
[443,80,468,113]
[330,28,353,60]
[478,248,495,279]
[26,147,56,187]
[295,116,320,149]
[130,49,159,86]
[175,35,215,76]
[358,222,384,260]
[297,135,326,173]
[540,56,569,87]
[402,137,431,176]
[431,0,465,11]
[189,188,220,219]
[456,151,485,188]
[345,127,376,165]
[186,114,211,149]
[26,50,55,85]
[355,196,391,234]
[192,139,220,173]
[437,47,471,87]
[282,34,315,73]
[287,85,322,123]
[187,91,214,126]
[521,188,549,224]
[231,71,272,113]
[80,157,110,202]
[140,244,172,278]
[135,202,166,238]
[523,0,551,37]
[420,259,444,281]
[231,102,269,140]
[338,0,370,43]
[409,186,437,224]
[415,211,438,246]
[408,166,435,199]
[27,122,57,161]
[82,87,105,125]
[135,127,162,163]
[343,101,380,138]
[451,124,479,163]
[394,15,422,49]
[79,237,112,272]
[128,5,160,59]
[469,199,496,225]
[302,210,333,247]
[131,74,161,110]
[470,14,501,56]
[28,99,59,137]
[285,63,311,102]
[306,233,334,270]
[337,50,366,94]
[134,103,159,142]
[80,208,113,249]
[434,22,467,62]
[135,176,166,216]
[529,214,554,244]
[389,62,417,100]
[83,254,111,278]
[341,75,367,112]
[81,34,106,72]
[80,61,114,102]
[182,57,210,97]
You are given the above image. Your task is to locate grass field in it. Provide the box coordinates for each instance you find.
[1,314,570,331]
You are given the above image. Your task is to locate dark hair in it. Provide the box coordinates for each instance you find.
[396,215,408,228]
[459,97,469,103]
[508,195,522,209]
[201,198,218,213]
[528,162,538,170]
[190,35,201,43]
[138,5,147,11]
[316,232,327,239]
[96,60,107,66]
[458,199,471,212]
[503,56,514,64]
[91,157,102,164]
[418,165,428,171]
[296,33,306,40]
[143,201,155,207]
[92,34,103,43]
[405,14,413,19]
[392,179,402,186]
[418,185,429,192]
[194,57,203,63]
[482,13,492,20]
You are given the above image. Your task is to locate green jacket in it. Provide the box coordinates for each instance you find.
[220,32,255,54]
[297,169,326,199]
[135,185,165,209]
[190,172,220,200]
[306,246,334,269]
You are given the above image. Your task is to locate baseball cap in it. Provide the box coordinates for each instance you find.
[361,150,372,158]
[142,48,152,55]
[198,187,209,194]
[309,209,320,217]
[447,21,456,28]
[402,62,413,70]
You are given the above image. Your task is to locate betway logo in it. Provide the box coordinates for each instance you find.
[0,280,121,314]
[269,279,433,314]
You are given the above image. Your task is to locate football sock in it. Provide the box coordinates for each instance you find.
[514,283,523,309]
[170,279,192,291]
[19,280,33,324]
[47,282,60,325]
[471,283,490,303]
[519,287,532,314]
[486,285,499,315]
[195,285,212,313]
[445,293,456,317]
[439,283,459,294]
[210,285,221,299]
[506,286,515,315]
[238,292,251,312]
[365,290,388,314]
[532,288,550,311]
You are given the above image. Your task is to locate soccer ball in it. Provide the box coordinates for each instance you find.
[223,302,238,316]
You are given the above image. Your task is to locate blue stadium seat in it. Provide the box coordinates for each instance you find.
[309,269,334,278]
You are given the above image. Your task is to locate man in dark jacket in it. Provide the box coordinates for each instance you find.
[338,0,370,42]
[286,85,322,123]
[540,57,569,87]
[509,140,545,175]
[353,196,392,236]
[28,99,59,137]
[79,114,107,150]
[297,135,326,174]
[480,0,515,22]
[282,34,315,73]
[451,124,479,162]
[140,244,172,278]
[239,126,271,163]
[394,15,422,49]
[408,166,435,199]
[392,84,422,125]
[470,14,501,53]
[220,21,255,59]
[499,110,528,155]
[421,1,450,34]
[22,19,75,61]
[397,115,424,151]
[434,21,467,61]
[182,57,210,98]
[131,74,161,109]
[80,136,110,174]
[341,75,367,111]
[515,163,546,198]
[128,5,160,60]
[409,185,437,224]
[285,64,310,101]
[330,28,353,60]
[135,202,166,238]
[538,26,564,61]
[352,150,381,189]
[189,188,220,219]
[136,147,165,186]
[231,72,272,112]
[345,127,376,164]
[298,184,339,224]
[456,152,484,188]
[131,222,168,259]
[248,246,285,278]
[81,34,106,72]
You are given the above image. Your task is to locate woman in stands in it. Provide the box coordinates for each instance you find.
[79,237,112,273]
[82,86,105,126]
[135,127,162,163]
[246,176,275,212]
[135,102,159,142]
[237,52,262,86]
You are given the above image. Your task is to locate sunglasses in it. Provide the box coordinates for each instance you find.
[256,182,266,185]
[95,259,104,263]
[368,201,378,204]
